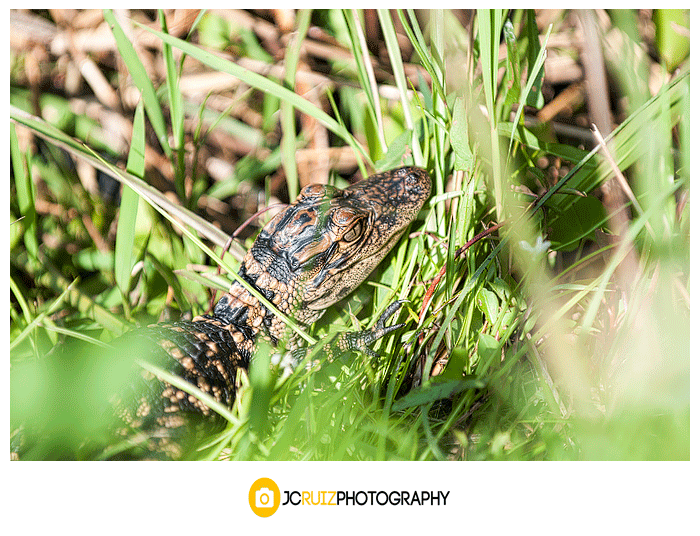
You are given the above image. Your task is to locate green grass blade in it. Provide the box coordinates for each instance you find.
[10,105,243,259]
[10,124,38,259]
[477,9,505,219]
[506,68,689,214]
[114,100,145,302]
[102,10,172,159]
[281,9,311,200]
[10,278,80,351]
[507,24,552,159]
[159,9,186,196]
[346,9,387,154]
[580,178,683,332]
[397,9,448,114]
[377,9,423,165]
[134,19,370,164]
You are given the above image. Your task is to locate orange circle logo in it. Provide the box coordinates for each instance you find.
[248,478,280,517]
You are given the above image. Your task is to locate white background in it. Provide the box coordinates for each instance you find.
[7,461,695,534]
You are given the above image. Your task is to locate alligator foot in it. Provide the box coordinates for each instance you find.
[338,300,408,358]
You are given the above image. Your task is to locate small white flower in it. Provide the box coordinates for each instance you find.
[519,235,551,256]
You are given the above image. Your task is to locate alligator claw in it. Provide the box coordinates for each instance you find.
[367,299,408,340]
[377,299,408,328]
[341,300,408,357]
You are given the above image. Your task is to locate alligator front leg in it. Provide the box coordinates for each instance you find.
[332,300,408,358]
[280,300,408,372]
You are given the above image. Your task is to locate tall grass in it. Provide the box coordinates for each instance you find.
[10,9,689,460]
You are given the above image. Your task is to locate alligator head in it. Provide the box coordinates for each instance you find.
[239,167,431,324]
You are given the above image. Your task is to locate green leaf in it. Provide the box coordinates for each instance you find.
[392,377,486,411]
[476,288,500,325]
[374,130,413,171]
[441,347,469,381]
[653,9,690,71]
[476,332,500,373]
[506,23,552,158]
[525,9,545,108]
[450,96,474,172]
[197,11,233,49]
[503,20,521,109]
[548,195,608,252]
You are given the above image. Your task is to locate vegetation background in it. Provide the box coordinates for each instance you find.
[10,9,689,463]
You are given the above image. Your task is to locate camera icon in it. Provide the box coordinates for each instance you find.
[255,487,275,508]
[249,478,280,517]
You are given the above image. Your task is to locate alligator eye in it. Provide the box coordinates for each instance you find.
[343,219,365,242]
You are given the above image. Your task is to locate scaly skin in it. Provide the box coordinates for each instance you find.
[113,166,432,458]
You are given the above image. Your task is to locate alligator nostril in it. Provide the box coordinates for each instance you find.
[406,169,426,186]
[403,167,424,182]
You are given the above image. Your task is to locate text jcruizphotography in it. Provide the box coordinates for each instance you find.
[249,478,450,517]
[282,489,450,506]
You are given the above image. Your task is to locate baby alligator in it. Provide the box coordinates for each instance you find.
[110,166,431,458]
